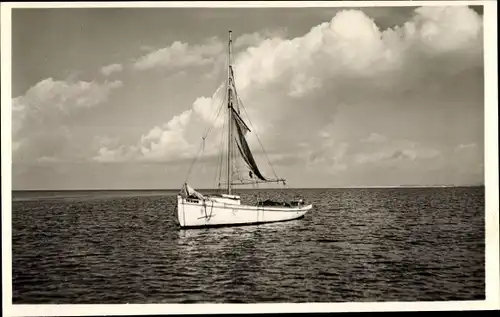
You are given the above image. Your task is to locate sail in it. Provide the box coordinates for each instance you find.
[181,30,293,201]
[231,107,267,181]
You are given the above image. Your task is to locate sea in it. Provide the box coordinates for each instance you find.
[11,186,485,304]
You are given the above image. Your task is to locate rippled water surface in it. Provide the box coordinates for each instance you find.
[12,187,485,303]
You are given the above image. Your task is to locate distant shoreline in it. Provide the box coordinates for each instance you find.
[11,185,485,192]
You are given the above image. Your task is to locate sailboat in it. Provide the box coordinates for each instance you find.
[176,30,313,229]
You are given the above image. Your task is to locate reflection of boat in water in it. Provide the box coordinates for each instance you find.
[176,31,312,229]
[177,218,305,245]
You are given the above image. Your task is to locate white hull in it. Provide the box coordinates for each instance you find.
[176,195,312,228]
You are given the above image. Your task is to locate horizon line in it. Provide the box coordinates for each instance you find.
[12,184,485,191]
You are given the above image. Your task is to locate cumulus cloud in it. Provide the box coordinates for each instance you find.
[97,5,483,177]
[455,143,478,151]
[140,45,155,52]
[233,28,288,48]
[359,132,440,161]
[306,140,350,173]
[94,145,141,163]
[410,6,483,54]
[354,135,441,165]
[288,73,322,98]
[13,78,122,162]
[363,133,389,143]
[138,110,195,160]
[230,6,481,99]
[93,82,228,163]
[94,109,208,163]
[191,84,226,127]
[133,37,224,71]
[100,63,124,76]
[354,146,440,165]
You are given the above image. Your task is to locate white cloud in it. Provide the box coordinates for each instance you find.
[137,110,194,160]
[93,145,141,163]
[13,78,122,138]
[140,45,155,52]
[354,140,441,165]
[298,136,350,172]
[234,32,267,49]
[455,143,478,151]
[410,6,483,54]
[13,78,122,162]
[363,133,388,143]
[100,63,124,76]
[98,6,482,168]
[230,6,481,99]
[94,110,200,163]
[93,80,230,164]
[192,84,226,127]
[288,73,322,98]
[133,37,224,71]
[36,156,62,163]
[14,78,121,114]
[233,28,288,49]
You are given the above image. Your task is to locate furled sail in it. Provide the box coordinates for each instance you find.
[231,107,267,181]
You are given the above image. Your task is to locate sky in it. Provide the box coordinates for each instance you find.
[10,4,485,190]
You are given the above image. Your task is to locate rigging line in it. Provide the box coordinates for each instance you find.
[220,80,231,188]
[198,50,230,142]
[236,93,280,180]
[204,96,225,138]
[184,86,226,184]
[282,180,301,199]
[216,106,228,190]
[230,65,279,182]
[202,84,227,139]
[216,113,227,189]
[184,141,204,184]
[185,69,229,181]
[202,47,230,137]
[229,66,279,180]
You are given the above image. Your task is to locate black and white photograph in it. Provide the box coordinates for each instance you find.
[1,0,498,316]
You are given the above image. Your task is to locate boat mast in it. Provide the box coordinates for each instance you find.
[227,30,233,195]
